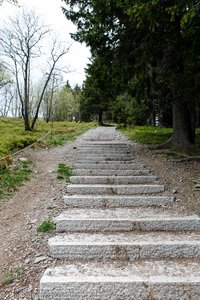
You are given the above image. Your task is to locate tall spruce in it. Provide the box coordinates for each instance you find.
[63,0,200,148]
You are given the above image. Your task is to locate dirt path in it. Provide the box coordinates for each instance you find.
[0,139,78,300]
[0,134,199,300]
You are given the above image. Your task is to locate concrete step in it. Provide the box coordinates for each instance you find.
[74,163,145,170]
[70,176,157,184]
[66,184,164,195]
[72,169,150,176]
[40,260,200,300]
[63,195,174,207]
[49,232,200,260]
[55,208,200,232]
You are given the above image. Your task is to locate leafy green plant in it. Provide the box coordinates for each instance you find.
[0,160,32,204]
[1,267,25,286]
[37,218,56,233]
[57,163,72,180]
[47,205,58,210]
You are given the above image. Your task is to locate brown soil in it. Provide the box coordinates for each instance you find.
[0,134,199,300]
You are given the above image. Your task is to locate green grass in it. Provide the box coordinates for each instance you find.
[1,266,25,286]
[121,126,173,145]
[121,126,200,147]
[57,163,72,180]
[196,128,200,145]
[0,117,96,161]
[121,126,200,156]
[0,160,32,204]
[37,218,56,233]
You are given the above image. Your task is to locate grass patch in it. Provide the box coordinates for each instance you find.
[196,128,200,145]
[120,126,200,156]
[121,126,200,147]
[121,126,173,145]
[57,163,72,180]
[0,117,96,160]
[1,266,25,286]
[37,218,56,233]
[47,205,58,210]
[0,160,32,204]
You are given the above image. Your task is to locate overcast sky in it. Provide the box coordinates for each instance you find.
[0,0,91,87]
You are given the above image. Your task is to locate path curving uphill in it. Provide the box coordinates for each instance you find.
[40,127,200,299]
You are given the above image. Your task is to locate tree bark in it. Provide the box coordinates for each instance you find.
[170,101,195,147]
[98,110,103,125]
[150,101,196,150]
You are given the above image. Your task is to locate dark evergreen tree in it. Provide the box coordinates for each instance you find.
[63,0,200,148]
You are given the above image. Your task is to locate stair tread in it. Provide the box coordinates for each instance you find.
[49,232,200,245]
[41,260,200,282]
[55,208,199,220]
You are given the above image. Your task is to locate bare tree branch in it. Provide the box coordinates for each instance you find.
[0,9,51,130]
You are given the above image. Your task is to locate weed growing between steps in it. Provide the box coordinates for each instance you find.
[1,266,25,286]
[0,160,32,204]
[47,205,58,210]
[37,219,56,233]
[57,163,72,181]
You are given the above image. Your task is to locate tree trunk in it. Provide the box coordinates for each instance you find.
[24,113,31,130]
[98,110,103,125]
[150,101,196,150]
[170,101,195,147]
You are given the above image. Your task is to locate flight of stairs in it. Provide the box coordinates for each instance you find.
[40,127,200,299]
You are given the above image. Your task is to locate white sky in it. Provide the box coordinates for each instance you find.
[0,0,91,87]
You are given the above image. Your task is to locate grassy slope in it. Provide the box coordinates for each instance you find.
[0,117,96,204]
[0,117,96,159]
[121,126,200,155]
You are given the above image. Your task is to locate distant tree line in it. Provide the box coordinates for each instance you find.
[63,0,200,148]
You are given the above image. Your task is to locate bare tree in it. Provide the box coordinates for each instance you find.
[31,38,70,129]
[0,62,12,89]
[0,9,70,130]
[42,72,63,123]
[0,9,49,129]
[0,83,15,116]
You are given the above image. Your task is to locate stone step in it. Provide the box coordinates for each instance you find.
[82,127,117,140]
[40,260,200,300]
[49,232,200,260]
[55,208,200,232]
[66,184,164,195]
[63,195,174,207]
[70,176,157,184]
[76,155,133,160]
[72,169,150,176]
[80,143,129,148]
[74,163,145,170]
[80,146,130,150]
[76,158,133,163]
[77,151,131,155]
[77,150,131,154]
